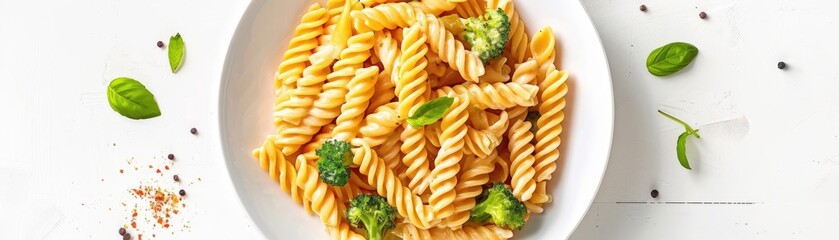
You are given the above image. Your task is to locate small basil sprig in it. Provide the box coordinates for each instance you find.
[107,77,161,120]
[407,97,454,128]
[658,110,699,170]
[168,33,185,73]
[646,42,698,76]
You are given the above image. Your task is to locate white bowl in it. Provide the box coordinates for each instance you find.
[219,0,614,239]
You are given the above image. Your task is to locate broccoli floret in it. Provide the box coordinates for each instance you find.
[316,139,353,186]
[463,8,511,64]
[346,194,397,240]
[469,183,526,230]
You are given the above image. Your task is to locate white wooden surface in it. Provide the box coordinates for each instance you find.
[2,0,838,239]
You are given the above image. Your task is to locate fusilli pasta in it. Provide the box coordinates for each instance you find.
[295,155,341,226]
[435,82,539,110]
[254,1,574,238]
[418,13,486,82]
[429,95,469,220]
[507,119,537,201]
[397,25,433,194]
[276,3,328,91]
[332,66,379,141]
[534,67,568,181]
[352,142,436,229]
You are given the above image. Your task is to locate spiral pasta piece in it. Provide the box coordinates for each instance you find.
[351,2,418,33]
[333,66,379,141]
[507,119,537,201]
[426,51,449,79]
[430,69,467,88]
[359,0,401,7]
[374,31,401,76]
[352,143,436,229]
[507,58,538,122]
[429,95,468,220]
[252,136,305,208]
[396,25,433,194]
[487,151,510,184]
[276,32,375,154]
[369,32,400,112]
[360,102,400,147]
[294,155,340,227]
[395,223,514,240]
[401,125,432,194]
[445,152,496,228]
[374,124,403,169]
[410,0,457,16]
[534,67,568,182]
[322,0,358,54]
[530,26,556,81]
[368,71,397,113]
[464,127,498,158]
[435,82,538,110]
[453,0,484,18]
[396,25,429,119]
[301,124,336,160]
[527,181,552,208]
[274,47,336,126]
[487,0,530,64]
[479,57,512,83]
[418,14,485,82]
[487,110,510,139]
[330,177,368,204]
[276,3,328,90]
[325,220,366,240]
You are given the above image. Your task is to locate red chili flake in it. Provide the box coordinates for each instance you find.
[163,223,170,228]
[131,221,137,228]
[120,169,124,174]
[164,165,170,170]
[156,169,161,174]
[148,165,153,169]
[132,212,138,217]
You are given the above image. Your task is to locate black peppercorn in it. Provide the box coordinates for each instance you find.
[190,127,198,135]
[167,154,175,160]
[179,189,186,196]
[651,189,660,198]
[699,12,707,19]
[173,175,180,182]
[157,41,164,48]
[640,5,647,12]
[777,61,786,69]
[119,227,126,236]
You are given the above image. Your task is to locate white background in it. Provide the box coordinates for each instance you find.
[2,0,838,239]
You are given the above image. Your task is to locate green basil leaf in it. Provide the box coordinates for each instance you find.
[676,131,692,170]
[658,110,700,138]
[646,42,698,76]
[168,33,185,73]
[407,96,455,128]
[107,77,161,119]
